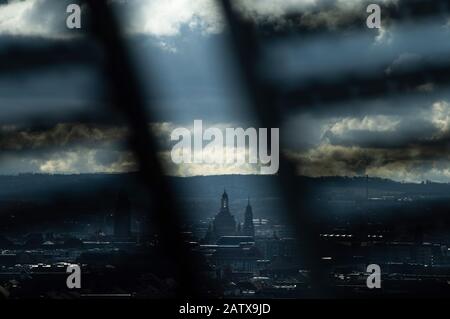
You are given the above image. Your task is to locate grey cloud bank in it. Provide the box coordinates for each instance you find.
[0,0,449,182]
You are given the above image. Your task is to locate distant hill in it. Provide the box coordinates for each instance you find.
[0,173,449,232]
[0,173,448,201]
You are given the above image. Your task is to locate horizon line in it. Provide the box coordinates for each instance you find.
[0,172,447,185]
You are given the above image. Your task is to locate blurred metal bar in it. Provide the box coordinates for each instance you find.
[219,0,330,297]
[0,0,447,299]
[0,0,203,297]
[282,62,450,109]
[0,39,99,74]
[85,0,201,297]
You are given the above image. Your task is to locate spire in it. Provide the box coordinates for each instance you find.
[243,197,255,237]
[222,189,228,200]
[214,190,236,238]
[221,189,229,211]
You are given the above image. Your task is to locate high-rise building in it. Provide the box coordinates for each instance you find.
[243,198,255,237]
[114,190,131,239]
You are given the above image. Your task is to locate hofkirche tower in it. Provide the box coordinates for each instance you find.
[242,198,255,237]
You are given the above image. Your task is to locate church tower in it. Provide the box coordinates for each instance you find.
[243,197,255,237]
[212,190,236,239]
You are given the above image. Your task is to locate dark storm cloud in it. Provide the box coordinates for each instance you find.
[283,93,450,182]
[238,0,449,34]
[0,122,174,174]
[0,122,179,154]
[0,123,128,152]
[285,106,450,182]
[286,141,450,182]
[237,0,373,32]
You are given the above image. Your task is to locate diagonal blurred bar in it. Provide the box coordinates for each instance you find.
[84,0,201,297]
[218,0,330,297]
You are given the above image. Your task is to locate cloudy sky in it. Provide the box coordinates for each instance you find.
[0,0,450,182]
